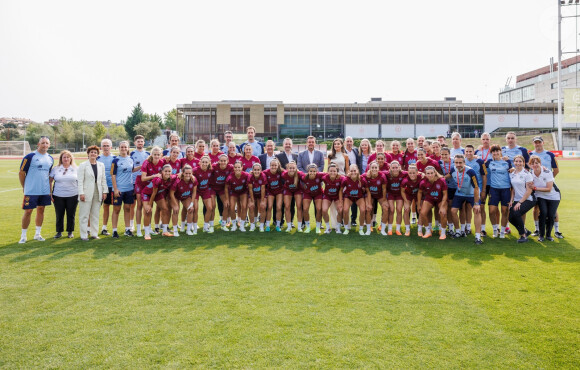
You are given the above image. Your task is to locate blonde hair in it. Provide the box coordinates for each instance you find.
[58,150,75,167]
[147,146,162,163]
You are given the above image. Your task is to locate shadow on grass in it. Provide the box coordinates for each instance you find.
[0,231,578,266]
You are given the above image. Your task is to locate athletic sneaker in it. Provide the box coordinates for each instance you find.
[265,225,270,232]
[249,224,256,232]
[343,229,350,235]
[365,228,371,236]
[351,222,357,227]
[517,236,528,243]
[173,230,180,237]
[405,230,410,237]
[439,232,447,240]
[186,229,194,236]
[285,226,292,232]
[144,235,151,240]
[209,226,214,233]
[388,230,393,236]
[54,232,62,239]
[451,232,462,239]
[162,232,173,237]
[259,226,264,233]
[474,238,483,245]
[422,231,432,238]
[276,226,282,232]
[465,229,472,235]
[531,230,539,237]
[90,236,100,240]
[481,230,487,237]
[150,229,158,236]
[136,231,143,237]
[524,229,532,237]
[555,232,564,239]
[222,225,230,232]
[18,236,26,244]
[112,231,119,238]
[460,231,467,238]
[381,228,387,236]
[124,230,133,237]
[33,235,45,242]
[395,230,402,236]
[101,229,110,236]
[154,227,160,234]
[493,230,499,238]
[67,232,74,238]
[499,232,506,239]
[239,225,246,232]
[316,227,321,234]
[537,236,544,242]
[192,228,198,235]
[546,236,554,242]
[359,229,365,236]
[324,228,331,234]
[304,227,311,234]
[418,230,423,237]
[335,228,342,234]
[231,223,238,232]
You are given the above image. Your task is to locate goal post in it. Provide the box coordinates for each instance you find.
[0,141,32,157]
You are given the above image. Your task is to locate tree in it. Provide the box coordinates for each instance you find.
[108,125,128,142]
[1,123,21,141]
[145,113,163,127]
[164,108,177,131]
[94,122,107,142]
[134,121,161,142]
[125,103,145,139]
[25,123,55,148]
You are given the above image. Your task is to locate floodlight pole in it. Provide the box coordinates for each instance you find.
[558,0,563,150]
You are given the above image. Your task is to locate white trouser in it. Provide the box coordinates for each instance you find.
[79,184,101,238]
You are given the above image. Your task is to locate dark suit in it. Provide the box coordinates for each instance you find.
[259,153,277,170]
[276,152,298,170]
[275,151,298,225]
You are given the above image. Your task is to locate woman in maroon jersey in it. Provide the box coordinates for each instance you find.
[164,146,182,175]
[301,164,325,234]
[416,148,441,174]
[247,163,267,232]
[264,158,284,232]
[142,164,176,240]
[374,152,390,173]
[362,161,389,236]
[227,142,242,166]
[386,160,408,235]
[169,164,198,236]
[321,164,344,234]
[401,164,424,236]
[429,141,442,162]
[365,152,389,229]
[194,140,206,160]
[208,139,224,165]
[193,156,215,233]
[241,144,260,173]
[224,161,250,232]
[181,145,199,169]
[368,140,392,165]
[211,154,233,231]
[282,161,304,232]
[390,140,404,165]
[140,146,165,235]
[417,166,448,240]
[342,164,371,235]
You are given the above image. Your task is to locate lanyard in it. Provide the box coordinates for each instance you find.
[482,148,490,162]
[443,161,451,174]
[457,168,466,190]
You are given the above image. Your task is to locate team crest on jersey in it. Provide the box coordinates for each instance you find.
[436,184,440,189]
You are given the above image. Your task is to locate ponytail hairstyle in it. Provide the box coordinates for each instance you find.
[147,146,162,163]
[180,164,193,181]
[327,163,339,179]
[269,158,282,175]
[199,155,211,171]
[306,163,318,179]
[286,161,300,188]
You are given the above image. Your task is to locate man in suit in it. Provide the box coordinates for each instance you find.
[297,136,324,172]
[276,138,298,170]
[344,136,360,226]
[276,138,298,226]
[259,140,277,170]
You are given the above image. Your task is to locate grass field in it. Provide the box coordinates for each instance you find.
[0,159,578,368]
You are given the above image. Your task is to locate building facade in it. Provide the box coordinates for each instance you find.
[499,56,580,104]
[177,100,558,143]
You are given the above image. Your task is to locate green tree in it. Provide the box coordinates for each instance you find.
[0,123,21,141]
[125,103,145,139]
[164,108,177,131]
[134,121,161,142]
[25,123,55,148]
[94,122,107,142]
[108,125,128,142]
[145,113,163,127]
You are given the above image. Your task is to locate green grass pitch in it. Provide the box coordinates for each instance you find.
[0,159,578,368]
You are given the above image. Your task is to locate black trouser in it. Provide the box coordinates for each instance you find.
[537,198,559,238]
[53,195,79,233]
[216,195,224,217]
[351,203,358,224]
[508,199,535,236]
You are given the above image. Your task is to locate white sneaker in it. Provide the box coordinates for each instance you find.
[343,229,350,235]
[231,223,238,232]
[259,225,264,232]
[499,232,506,239]
[186,229,194,236]
[19,236,26,244]
[381,228,387,236]
[359,229,365,236]
[173,230,180,237]
[249,224,256,232]
[192,228,198,235]
[136,231,143,237]
[365,229,371,236]
[286,226,292,232]
[240,225,246,232]
[209,226,214,233]
[34,234,45,242]
[222,225,229,232]
[324,228,331,234]
[335,228,342,234]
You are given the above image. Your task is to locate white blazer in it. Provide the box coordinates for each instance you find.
[77,160,108,201]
